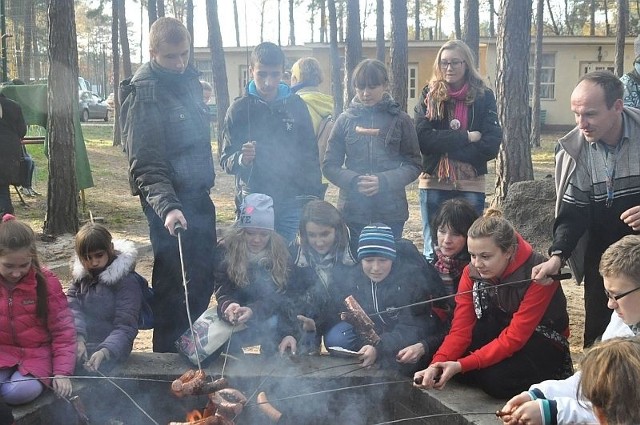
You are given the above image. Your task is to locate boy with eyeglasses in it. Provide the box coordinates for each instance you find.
[220,42,323,244]
[499,234,640,425]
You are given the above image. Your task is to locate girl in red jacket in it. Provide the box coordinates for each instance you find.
[0,215,76,404]
[414,209,572,398]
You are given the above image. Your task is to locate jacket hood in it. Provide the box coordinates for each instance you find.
[345,92,401,118]
[500,233,533,280]
[247,80,291,102]
[297,90,334,118]
[71,239,138,286]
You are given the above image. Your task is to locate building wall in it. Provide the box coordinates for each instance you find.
[194,37,636,127]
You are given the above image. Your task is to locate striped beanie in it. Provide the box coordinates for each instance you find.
[357,224,396,261]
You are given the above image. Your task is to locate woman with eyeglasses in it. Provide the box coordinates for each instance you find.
[323,58,421,249]
[414,40,502,260]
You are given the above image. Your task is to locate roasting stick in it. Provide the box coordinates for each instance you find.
[174,223,202,372]
[245,379,408,407]
[370,412,510,424]
[369,273,572,318]
[2,376,174,385]
[96,370,159,425]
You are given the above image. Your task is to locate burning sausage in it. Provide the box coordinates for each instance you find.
[171,369,207,397]
[257,391,282,423]
[208,388,247,417]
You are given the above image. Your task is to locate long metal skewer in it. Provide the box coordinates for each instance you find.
[96,370,159,425]
[370,412,509,424]
[174,223,202,372]
[369,272,572,318]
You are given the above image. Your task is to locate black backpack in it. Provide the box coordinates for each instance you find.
[130,271,154,330]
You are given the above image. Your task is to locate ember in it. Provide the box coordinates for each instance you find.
[186,409,205,422]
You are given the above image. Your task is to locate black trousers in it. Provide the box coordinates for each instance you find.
[457,316,570,399]
[583,250,611,348]
[142,194,217,353]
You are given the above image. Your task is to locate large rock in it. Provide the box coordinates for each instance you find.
[502,178,556,256]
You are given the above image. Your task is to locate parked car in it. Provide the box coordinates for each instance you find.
[79,91,109,122]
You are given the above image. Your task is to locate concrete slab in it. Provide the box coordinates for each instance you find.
[13,353,506,424]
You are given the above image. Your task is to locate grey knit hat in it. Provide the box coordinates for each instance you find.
[238,193,274,230]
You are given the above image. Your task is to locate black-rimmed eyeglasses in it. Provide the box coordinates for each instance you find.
[604,286,640,301]
[439,60,465,70]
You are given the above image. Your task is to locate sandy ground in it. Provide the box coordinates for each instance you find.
[25,133,585,360]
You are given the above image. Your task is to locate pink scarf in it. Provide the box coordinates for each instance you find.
[448,83,469,130]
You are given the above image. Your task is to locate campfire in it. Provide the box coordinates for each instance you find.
[169,370,247,425]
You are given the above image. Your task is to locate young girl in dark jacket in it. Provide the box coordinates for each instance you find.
[414,40,502,260]
[67,223,142,373]
[290,200,357,354]
[323,59,421,248]
[214,194,299,355]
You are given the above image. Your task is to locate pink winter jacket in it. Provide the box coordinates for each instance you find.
[0,267,76,385]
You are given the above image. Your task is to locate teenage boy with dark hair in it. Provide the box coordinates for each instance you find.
[220,42,323,243]
[120,17,217,353]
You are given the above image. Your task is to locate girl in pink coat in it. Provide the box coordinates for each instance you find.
[0,215,76,404]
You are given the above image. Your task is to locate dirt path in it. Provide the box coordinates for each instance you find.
[20,127,585,357]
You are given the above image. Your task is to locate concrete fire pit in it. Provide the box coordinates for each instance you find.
[13,353,504,424]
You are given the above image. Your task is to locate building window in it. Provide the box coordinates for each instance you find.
[529,53,555,100]
[408,65,418,99]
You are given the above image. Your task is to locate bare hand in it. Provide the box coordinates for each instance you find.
[501,400,543,425]
[530,256,562,285]
[164,209,187,236]
[499,392,534,424]
[278,336,297,355]
[357,175,380,196]
[52,375,72,398]
[224,303,252,324]
[621,205,640,231]
[297,315,316,332]
[413,361,460,390]
[467,131,482,143]
[359,345,377,367]
[241,141,256,166]
[396,343,425,364]
[84,349,108,373]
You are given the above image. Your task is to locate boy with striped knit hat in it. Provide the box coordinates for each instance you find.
[324,224,447,375]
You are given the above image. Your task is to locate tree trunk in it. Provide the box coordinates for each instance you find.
[148,0,157,28]
[545,0,560,34]
[455,0,461,39]
[415,0,421,40]
[320,0,327,43]
[615,0,628,77]
[328,0,343,113]
[112,0,121,147]
[493,0,534,206]
[187,0,194,64]
[390,0,408,112]
[338,0,344,43]
[45,0,79,235]
[564,0,573,35]
[278,0,282,46]
[531,0,544,148]
[206,0,230,155]
[376,0,385,62]
[344,0,361,108]
[436,0,443,38]
[157,0,165,17]
[118,0,132,78]
[604,0,610,36]
[488,0,495,37]
[260,0,266,43]
[590,0,596,35]
[289,0,295,45]
[233,0,240,47]
[463,0,480,67]
[23,0,33,82]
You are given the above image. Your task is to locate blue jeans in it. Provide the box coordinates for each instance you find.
[273,196,313,244]
[324,321,360,352]
[420,189,485,260]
